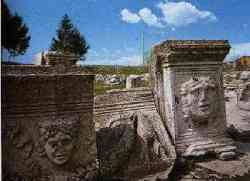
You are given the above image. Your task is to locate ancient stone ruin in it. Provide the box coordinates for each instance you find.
[2,71,97,180]
[150,40,236,159]
[226,80,250,140]
[126,75,145,89]
[42,51,80,66]
[94,88,176,180]
[2,40,250,181]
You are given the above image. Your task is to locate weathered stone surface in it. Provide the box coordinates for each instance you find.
[95,88,157,129]
[104,74,121,85]
[240,71,250,81]
[2,69,97,180]
[219,151,236,160]
[150,40,236,158]
[126,75,145,89]
[195,142,250,179]
[94,88,175,180]
[169,142,250,180]
[226,82,250,141]
[44,51,80,66]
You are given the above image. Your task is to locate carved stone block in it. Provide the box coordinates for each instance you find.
[150,40,236,158]
[226,82,250,140]
[94,88,175,180]
[2,71,97,180]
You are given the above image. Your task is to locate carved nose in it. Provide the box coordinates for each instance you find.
[200,91,206,101]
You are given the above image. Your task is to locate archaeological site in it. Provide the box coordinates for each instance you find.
[2,40,250,181]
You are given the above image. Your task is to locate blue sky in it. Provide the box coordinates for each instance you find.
[4,0,250,65]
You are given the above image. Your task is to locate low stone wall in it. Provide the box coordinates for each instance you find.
[2,64,148,75]
[1,65,88,75]
[94,87,156,128]
[2,66,97,180]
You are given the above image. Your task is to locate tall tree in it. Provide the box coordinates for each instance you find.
[50,14,89,62]
[2,1,30,58]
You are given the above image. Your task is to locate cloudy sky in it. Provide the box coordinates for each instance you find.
[5,0,250,65]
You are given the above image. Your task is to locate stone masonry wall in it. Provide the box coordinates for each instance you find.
[94,88,157,129]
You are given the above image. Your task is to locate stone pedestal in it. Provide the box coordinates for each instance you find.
[151,40,236,158]
[126,75,145,89]
[44,52,80,66]
[2,70,97,180]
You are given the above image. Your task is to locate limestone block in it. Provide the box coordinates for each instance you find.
[94,88,175,180]
[150,40,236,158]
[240,71,250,81]
[226,82,250,141]
[2,71,97,180]
[126,74,145,89]
[44,51,80,66]
[105,74,122,85]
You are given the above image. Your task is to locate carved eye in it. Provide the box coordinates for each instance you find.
[209,86,216,91]
[61,138,71,146]
[48,141,57,148]
[197,89,201,95]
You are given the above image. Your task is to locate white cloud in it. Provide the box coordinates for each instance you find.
[138,8,164,28]
[158,1,217,27]
[121,9,141,23]
[225,42,250,61]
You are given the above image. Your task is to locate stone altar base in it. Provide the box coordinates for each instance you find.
[2,71,97,180]
[150,40,237,159]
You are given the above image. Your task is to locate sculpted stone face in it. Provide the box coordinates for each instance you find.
[38,118,80,166]
[44,131,75,165]
[181,77,217,126]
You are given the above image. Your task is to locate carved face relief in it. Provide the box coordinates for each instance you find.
[38,118,80,166]
[44,131,75,165]
[180,77,217,125]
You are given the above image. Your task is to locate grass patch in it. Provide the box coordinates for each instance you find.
[94,81,125,95]
[81,65,149,75]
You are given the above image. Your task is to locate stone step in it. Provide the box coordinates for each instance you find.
[175,135,229,144]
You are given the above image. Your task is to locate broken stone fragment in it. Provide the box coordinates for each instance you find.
[219,152,236,160]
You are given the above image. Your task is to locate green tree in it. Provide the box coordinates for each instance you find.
[50,14,89,62]
[2,1,30,58]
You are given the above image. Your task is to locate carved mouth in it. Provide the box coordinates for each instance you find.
[198,103,210,111]
[55,153,67,160]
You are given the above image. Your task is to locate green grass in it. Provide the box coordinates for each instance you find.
[94,81,126,95]
[81,65,149,75]
[88,65,149,95]
[94,79,151,95]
